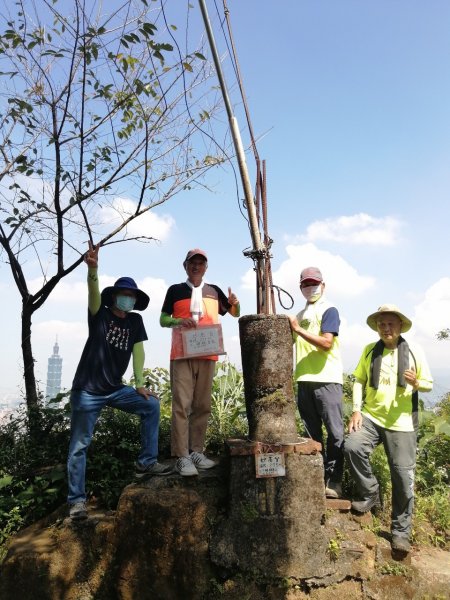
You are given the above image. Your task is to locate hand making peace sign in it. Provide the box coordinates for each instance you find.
[84,241,99,269]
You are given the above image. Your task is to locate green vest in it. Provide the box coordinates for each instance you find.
[293,297,343,384]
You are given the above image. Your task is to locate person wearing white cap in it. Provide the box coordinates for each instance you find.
[345,304,433,554]
[160,249,240,476]
[288,266,344,499]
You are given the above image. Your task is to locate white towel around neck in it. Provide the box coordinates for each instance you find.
[186,279,204,321]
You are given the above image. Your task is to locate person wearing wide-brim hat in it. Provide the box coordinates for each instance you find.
[101,277,150,311]
[345,303,433,554]
[67,243,171,521]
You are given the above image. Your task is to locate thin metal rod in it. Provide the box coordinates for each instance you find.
[198,0,263,254]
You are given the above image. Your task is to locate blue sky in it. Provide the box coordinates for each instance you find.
[1,1,450,405]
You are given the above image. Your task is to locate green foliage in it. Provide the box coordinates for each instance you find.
[414,414,450,548]
[377,561,410,576]
[414,485,450,547]
[207,362,247,453]
[134,365,172,456]
[2,364,450,561]
[239,502,260,523]
[0,361,248,558]
[0,396,144,555]
[139,361,247,455]
[417,433,450,490]
[0,401,71,557]
[327,529,344,561]
[435,392,450,422]
[87,408,142,508]
[0,507,24,562]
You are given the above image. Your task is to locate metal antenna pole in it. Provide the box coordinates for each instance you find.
[198,0,268,310]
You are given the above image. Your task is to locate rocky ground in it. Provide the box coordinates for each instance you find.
[0,463,449,600]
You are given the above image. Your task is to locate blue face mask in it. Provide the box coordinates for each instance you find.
[115,294,136,312]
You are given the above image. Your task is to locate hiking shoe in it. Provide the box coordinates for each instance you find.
[176,456,199,477]
[351,493,381,514]
[391,535,411,553]
[135,461,173,479]
[69,501,88,521]
[190,451,216,470]
[325,481,342,499]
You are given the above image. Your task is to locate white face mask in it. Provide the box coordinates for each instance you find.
[301,284,322,303]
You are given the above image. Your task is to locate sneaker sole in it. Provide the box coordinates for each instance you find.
[177,469,199,477]
[325,491,341,499]
[392,545,411,553]
[351,502,381,514]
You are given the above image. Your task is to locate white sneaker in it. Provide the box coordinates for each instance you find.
[190,451,216,470]
[176,456,198,477]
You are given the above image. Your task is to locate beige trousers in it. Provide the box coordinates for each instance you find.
[170,359,216,457]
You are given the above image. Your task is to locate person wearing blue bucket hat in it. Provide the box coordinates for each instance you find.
[67,243,171,521]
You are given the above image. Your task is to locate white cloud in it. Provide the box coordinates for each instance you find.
[99,197,175,241]
[140,277,169,314]
[407,278,450,375]
[28,273,170,314]
[302,213,403,246]
[413,278,450,336]
[244,243,375,299]
[339,319,376,372]
[28,274,117,301]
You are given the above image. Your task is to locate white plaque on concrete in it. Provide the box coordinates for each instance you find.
[255,452,286,478]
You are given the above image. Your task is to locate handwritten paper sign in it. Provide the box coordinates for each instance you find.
[255,453,286,478]
[179,324,225,359]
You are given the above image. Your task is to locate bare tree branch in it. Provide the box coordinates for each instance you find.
[0,0,230,411]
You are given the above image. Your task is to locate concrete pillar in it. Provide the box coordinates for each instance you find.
[239,314,298,443]
[211,314,332,579]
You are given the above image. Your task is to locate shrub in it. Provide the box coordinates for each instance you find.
[207,362,247,453]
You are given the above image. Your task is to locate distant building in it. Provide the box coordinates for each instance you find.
[45,338,63,401]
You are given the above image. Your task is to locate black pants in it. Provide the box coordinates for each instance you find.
[297,381,344,483]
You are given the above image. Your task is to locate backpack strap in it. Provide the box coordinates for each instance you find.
[367,337,416,390]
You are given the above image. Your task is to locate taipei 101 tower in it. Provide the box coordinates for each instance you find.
[45,338,63,401]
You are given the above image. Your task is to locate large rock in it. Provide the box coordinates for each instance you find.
[211,451,332,579]
[0,505,117,600]
[1,469,449,599]
[0,468,227,600]
[113,469,226,599]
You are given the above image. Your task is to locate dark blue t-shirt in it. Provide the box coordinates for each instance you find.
[321,307,340,336]
[72,305,147,394]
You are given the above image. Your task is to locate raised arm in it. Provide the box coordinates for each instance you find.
[227,287,240,318]
[85,242,101,315]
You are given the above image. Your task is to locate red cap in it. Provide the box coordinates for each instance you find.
[184,248,208,262]
[300,266,323,283]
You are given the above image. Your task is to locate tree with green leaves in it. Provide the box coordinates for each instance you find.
[0,0,225,421]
